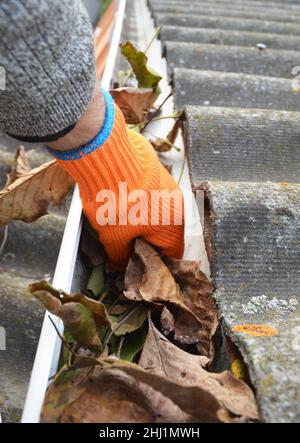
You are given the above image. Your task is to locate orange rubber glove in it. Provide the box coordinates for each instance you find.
[48,89,184,269]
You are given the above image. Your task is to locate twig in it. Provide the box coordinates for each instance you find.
[99,291,108,303]
[0,225,8,256]
[177,155,186,186]
[68,344,76,367]
[129,112,182,130]
[176,120,186,185]
[107,293,123,314]
[146,130,181,152]
[116,336,125,359]
[144,26,161,55]
[141,91,173,133]
[103,304,140,349]
[121,69,132,88]
[158,138,181,152]
[48,315,76,357]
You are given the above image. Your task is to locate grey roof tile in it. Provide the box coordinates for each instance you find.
[185,105,300,184]
[149,0,300,11]
[151,4,300,23]
[160,26,300,51]
[173,69,300,111]
[0,213,67,421]
[154,13,300,35]
[165,41,300,78]
[198,180,300,422]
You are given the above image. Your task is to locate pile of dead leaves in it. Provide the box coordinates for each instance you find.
[30,238,258,424]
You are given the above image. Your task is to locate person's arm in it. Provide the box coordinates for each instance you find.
[47,80,106,151]
[0,0,101,144]
[0,0,185,269]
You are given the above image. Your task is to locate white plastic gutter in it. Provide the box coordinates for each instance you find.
[21,0,127,423]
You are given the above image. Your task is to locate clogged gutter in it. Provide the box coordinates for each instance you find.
[22,42,259,423]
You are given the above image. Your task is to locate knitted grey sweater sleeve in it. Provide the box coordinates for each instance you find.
[0,0,96,139]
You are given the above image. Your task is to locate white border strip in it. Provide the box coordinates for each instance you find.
[21,0,126,423]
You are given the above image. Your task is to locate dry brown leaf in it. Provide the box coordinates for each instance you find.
[57,302,102,350]
[60,370,156,423]
[33,291,62,313]
[41,366,87,423]
[5,145,31,186]
[42,366,184,423]
[30,281,111,350]
[30,280,111,328]
[151,139,172,153]
[165,257,218,358]
[151,119,181,152]
[159,304,209,349]
[106,359,228,423]
[42,341,257,423]
[110,87,158,124]
[140,317,209,372]
[139,319,258,422]
[80,227,106,267]
[0,160,73,225]
[124,239,183,304]
[160,306,175,335]
[124,239,207,349]
[33,290,101,350]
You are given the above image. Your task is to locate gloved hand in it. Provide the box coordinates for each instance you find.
[48,89,184,269]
